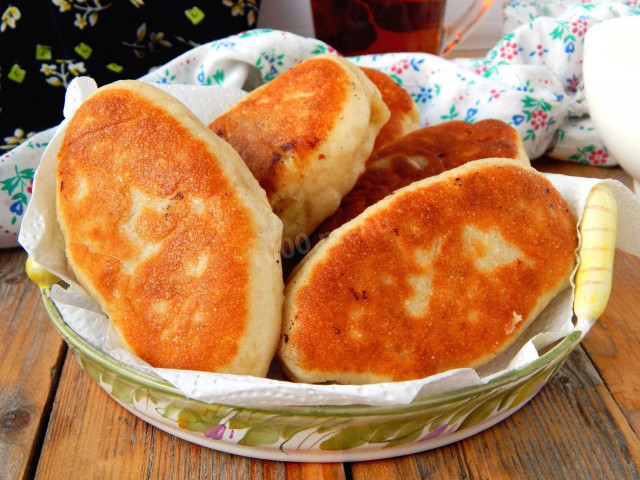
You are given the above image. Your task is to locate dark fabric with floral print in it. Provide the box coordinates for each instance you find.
[0,0,259,150]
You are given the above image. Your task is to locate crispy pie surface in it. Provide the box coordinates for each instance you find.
[287,163,576,382]
[314,119,526,239]
[360,67,419,151]
[57,87,255,371]
[210,57,349,197]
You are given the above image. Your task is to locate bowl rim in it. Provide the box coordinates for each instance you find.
[42,288,582,416]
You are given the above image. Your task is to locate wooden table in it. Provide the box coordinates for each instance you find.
[2,160,639,479]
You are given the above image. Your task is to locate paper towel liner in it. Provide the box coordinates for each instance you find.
[19,77,640,408]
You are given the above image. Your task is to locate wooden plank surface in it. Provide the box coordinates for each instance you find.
[351,347,639,480]
[583,250,640,436]
[33,354,346,480]
[5,162,640,478]
[0,248,66,480]
[535,160,640,433]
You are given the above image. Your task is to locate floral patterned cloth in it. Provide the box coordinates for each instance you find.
[0,0,259,152]
[490,0,640,164]
[1,1,638,247]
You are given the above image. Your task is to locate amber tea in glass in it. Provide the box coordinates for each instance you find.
[311,0,494,56]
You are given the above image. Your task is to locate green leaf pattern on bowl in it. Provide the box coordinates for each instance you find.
[72,351,568,451]
[50,288,578,453]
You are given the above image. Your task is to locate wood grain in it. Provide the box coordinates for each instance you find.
[285,463,346,480]
[33,354,347,479]
[582,250,640,436]
[536,161,640,433]
[351,347,639,480]
[0,248,66,480]
[7,162,640,478]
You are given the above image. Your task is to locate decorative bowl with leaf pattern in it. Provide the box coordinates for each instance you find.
[28,185,617,462]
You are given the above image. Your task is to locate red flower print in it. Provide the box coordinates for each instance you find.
[475,65,488,75]
[625,0,639,7]
[530,109,548,130]
[489,89,502,101]
[391,59,409,74]
[588,148,609,165]
[572,18,588,37]
[499,41,520,60]
[566,74,580,92]
[27,178,33,194]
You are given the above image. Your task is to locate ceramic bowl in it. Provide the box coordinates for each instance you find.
[32,185,617,462]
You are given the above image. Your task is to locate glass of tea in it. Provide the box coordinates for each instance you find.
[310,0,495,56]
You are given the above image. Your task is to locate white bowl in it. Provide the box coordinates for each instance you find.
[584,16,640,195]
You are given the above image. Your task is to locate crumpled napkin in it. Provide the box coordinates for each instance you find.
[1,1,638,247]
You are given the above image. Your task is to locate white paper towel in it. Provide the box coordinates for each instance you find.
[18,77,640,408]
